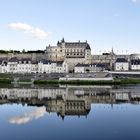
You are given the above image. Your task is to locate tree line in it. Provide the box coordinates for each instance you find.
[0,50,45,54]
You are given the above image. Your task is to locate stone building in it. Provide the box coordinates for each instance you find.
[91,48,130,70]
[45,38,92,72]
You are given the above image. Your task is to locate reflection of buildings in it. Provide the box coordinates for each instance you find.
[0,86,140,119]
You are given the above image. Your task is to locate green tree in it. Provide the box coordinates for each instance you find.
[22,49,26,53]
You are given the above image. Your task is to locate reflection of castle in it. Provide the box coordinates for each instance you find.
[0,86,140,119]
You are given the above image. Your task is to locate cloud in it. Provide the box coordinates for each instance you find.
[131,0,139,3]
[9,107,46,125]
[8,22,51,39]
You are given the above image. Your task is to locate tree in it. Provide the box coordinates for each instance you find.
[22,49,26,53]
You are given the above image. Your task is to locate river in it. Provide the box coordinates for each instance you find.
[0,84,140,140]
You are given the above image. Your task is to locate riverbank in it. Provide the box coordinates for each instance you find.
[1,75,140,85]
[1,78,140,85]
[33,78,140,85]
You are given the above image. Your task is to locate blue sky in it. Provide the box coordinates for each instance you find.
[0,0,140,54]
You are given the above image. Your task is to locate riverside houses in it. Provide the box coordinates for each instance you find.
[0,61,8,73]
[114,58,129,71]
[38,60,68,73]
[31,61,38,73]
[7,57,32,73]
[130,59,140,70]
[0,57,68,74]
[74,63,105,73]
[17,58,32,73]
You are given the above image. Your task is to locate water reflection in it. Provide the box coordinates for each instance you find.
[9,107,46,125]
[0,85,140,122]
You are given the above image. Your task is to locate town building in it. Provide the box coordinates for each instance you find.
[74,63,105,73]
[130,59,140,70]
[114,58,129,71]
[0,39,140,73]
[8,57,18,73]
[17,58,32,73]
[38,60,68,73]
[0,61,8,73]
[31,61,38,73]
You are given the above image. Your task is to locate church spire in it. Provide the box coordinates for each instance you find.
[111,47,114,55]
[61,37,65,43]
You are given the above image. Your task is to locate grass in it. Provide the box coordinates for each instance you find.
[34,78,140,85]
[0,73,140,85]
[0,79,12,84]
[34,79,121,85]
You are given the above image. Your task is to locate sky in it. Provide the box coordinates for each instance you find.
[0,0,140,54]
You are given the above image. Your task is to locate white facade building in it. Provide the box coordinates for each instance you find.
[130,59,140,70]
[0,61,9,73]
[6,58,32,74]
[0,57,69,74]
[74,63,105,73]
[17,59,32,73]
[38,60,68,73]
[7,57,18,73]
[31,61,38,73]
[74,64,85,73]
[114,58,129,71]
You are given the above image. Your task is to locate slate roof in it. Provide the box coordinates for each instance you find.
[65,42,90,49]
[40,60,64,66]
[1,61,7,66]
[116,58,128,63]
[131,59,140,65]
[18,58,32,64]
[8,57,19,62]
[75,63,89,67]
[9,57,32,63]
[75,63,106,68]
[31,61,38,64]
[40,60,52,64]
[56,61,64,66]
[58,38,91,49]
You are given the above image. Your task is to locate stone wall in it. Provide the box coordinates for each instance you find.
[0,53,46,61]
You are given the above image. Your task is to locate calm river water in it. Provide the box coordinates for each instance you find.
[0,84,140,140]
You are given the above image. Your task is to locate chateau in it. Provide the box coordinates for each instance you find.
[0,38,140,73]
[45,38,91,71]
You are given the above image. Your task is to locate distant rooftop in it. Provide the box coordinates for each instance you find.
[116,58,128,63]
[131,59,140,65]
[57,38,91,49]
